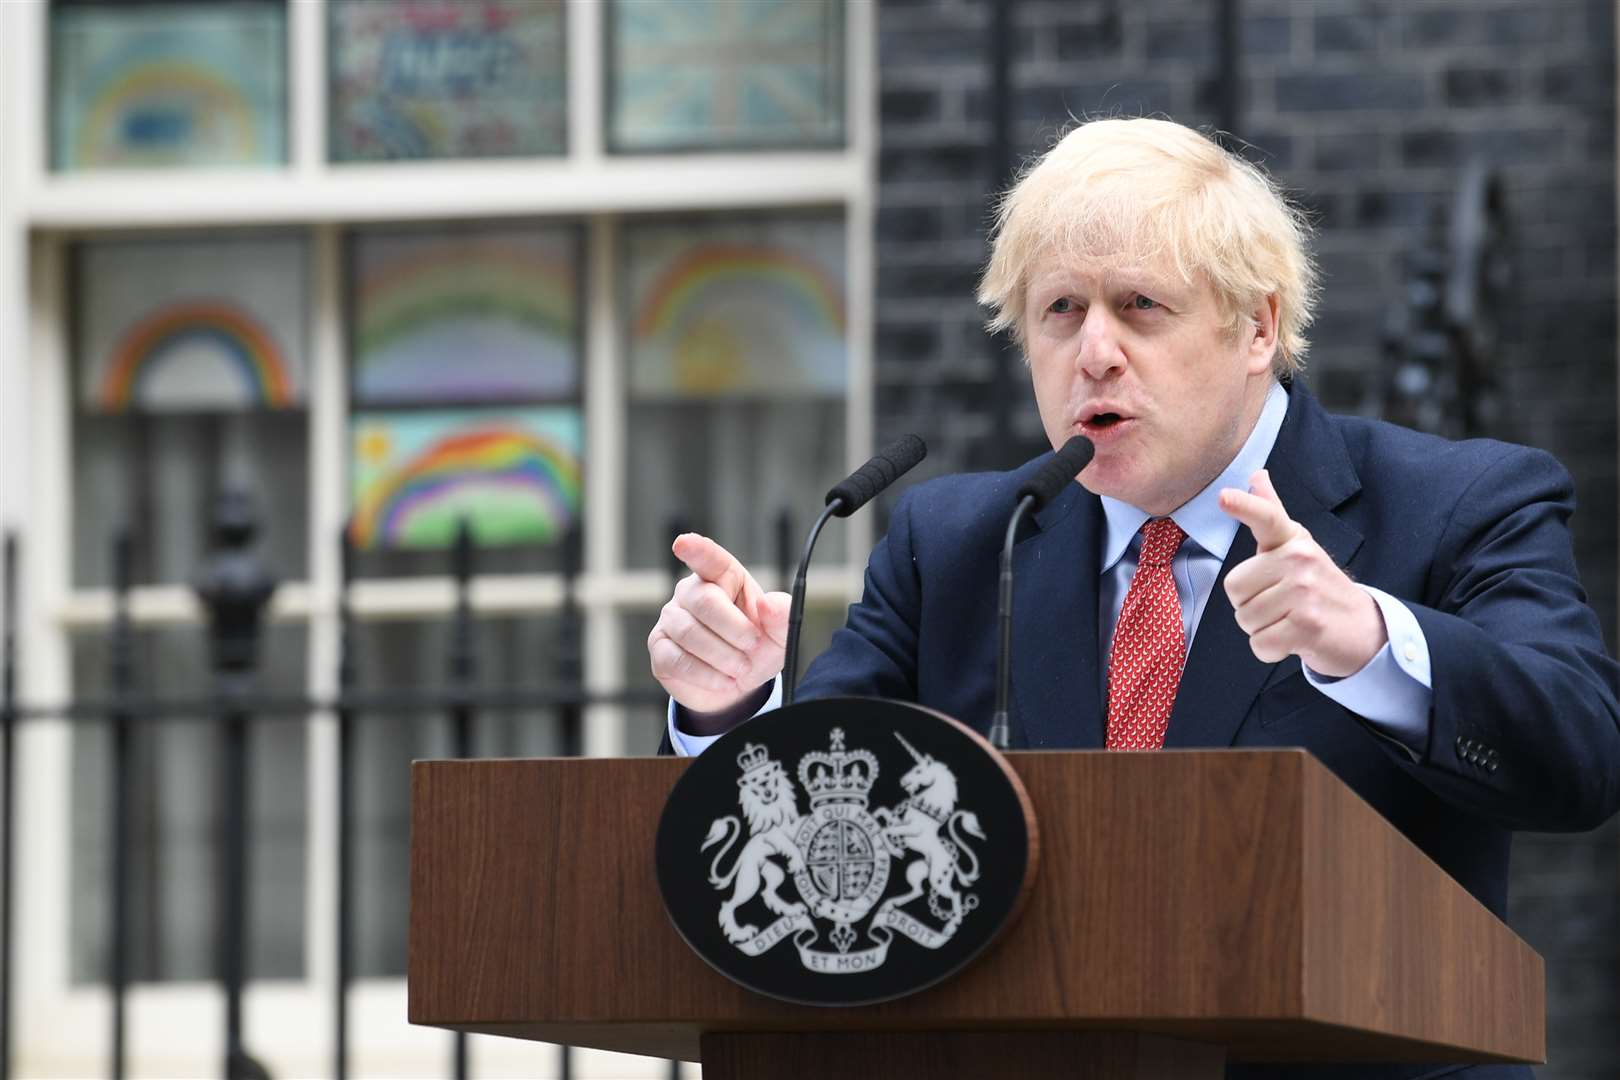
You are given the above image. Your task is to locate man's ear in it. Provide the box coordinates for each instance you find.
[1246,293,1281,375]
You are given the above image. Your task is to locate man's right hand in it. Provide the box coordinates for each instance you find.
[647,533,790,719]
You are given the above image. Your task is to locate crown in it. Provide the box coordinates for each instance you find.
[797,727,878,808]
[736,742,774,776]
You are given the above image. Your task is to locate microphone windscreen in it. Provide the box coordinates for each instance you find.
[825,434,928,517]
[1015,435,1095,510]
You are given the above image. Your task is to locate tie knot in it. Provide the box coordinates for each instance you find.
[1138,518,1185,568]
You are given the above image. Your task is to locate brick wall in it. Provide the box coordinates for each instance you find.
[875,0,1618,1074]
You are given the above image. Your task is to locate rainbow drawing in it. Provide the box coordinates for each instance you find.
[628,238,848,399]
[75,63,258,165]
[633,244,845,341]
[96,300,294,412]
[353,231,578,404]
[350,409,582,549]
[52,6,285,169]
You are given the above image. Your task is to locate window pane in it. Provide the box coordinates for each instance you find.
[350,616,566,977]
[72,235,310,588]
[77,234,309,414]
[68,623,309,984]
[346,222,583,579]
[350,406,582,554]
[622,215,847,570]
[50,1,287,170]
[350,225,580,406]
[328,0,567,162]
[608,0,844,152]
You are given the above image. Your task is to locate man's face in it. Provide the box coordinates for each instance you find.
[1021,255,1276,516]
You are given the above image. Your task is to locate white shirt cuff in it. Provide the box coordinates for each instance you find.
[1303,586,1433,748]
[666,674,784,757]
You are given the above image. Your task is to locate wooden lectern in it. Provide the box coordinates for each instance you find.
[409,749,1543,1079]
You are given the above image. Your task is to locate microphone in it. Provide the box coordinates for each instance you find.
[988,435,1095,749]
[783,434,928,705]
[824,433,927,517]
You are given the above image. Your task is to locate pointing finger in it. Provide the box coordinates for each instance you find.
[1248,468,1286,508]
[1219,469,1298,552]
[672,533,753,600]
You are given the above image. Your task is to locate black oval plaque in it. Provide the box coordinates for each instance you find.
[655,697,1038,1007]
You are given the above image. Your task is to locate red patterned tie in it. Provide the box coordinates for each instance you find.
[1106,517,1187,750]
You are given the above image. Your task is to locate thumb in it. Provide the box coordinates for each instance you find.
[757,591,793,647]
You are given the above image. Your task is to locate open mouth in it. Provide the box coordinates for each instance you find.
[1079,410,1132,436]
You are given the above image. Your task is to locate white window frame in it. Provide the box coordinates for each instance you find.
[0,0,877,1075]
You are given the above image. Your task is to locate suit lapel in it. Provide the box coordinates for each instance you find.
[1011,481,1105,749]
[1163,381,1365,748]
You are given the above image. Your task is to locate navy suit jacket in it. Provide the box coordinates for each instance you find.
[785,382,1620,1079]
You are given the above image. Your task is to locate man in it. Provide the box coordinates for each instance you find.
[646,118,1619,1079]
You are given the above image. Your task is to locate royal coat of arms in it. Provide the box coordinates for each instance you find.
[701,727,986,973]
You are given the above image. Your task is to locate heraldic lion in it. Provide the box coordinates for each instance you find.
[702,745,806,944]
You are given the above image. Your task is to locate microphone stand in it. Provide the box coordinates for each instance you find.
[989,495,1037,750]
[781,433,926,707]
[782,500,842,706]
[988,435,1094,751]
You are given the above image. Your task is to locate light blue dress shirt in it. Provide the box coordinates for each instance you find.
[670,380,1434,755]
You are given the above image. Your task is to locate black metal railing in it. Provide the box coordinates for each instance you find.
[0,534,15,1080]
[108,530,134,1080]
[0,496,800,1080]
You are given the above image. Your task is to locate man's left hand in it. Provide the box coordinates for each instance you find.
[1218,469,1386,678]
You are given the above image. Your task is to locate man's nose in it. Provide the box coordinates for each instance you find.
[1075,309,1126,378]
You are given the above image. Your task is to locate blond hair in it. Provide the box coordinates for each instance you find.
[977,117,1318,373]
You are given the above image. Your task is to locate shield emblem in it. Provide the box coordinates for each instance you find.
[794,806,890,923]
[807,818,877,900]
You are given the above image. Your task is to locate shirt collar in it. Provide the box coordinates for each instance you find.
[1099,379,1289,572]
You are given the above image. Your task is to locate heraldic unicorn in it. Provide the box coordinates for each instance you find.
[701,726,986,973]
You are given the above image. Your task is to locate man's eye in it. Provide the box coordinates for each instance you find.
[1049,297,1075,314]
[1131,295,1159,311]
